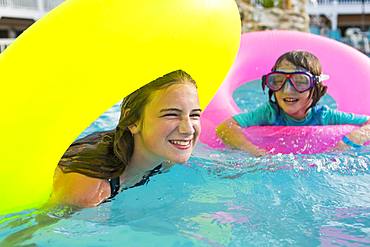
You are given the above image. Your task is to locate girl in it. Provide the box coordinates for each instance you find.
[217,51,370,156]
[50,70,201,207]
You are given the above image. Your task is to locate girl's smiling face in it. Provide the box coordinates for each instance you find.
[130,82,201,164]
[274,59,313,120]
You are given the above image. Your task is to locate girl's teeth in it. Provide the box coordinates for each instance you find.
[170,140,190,145]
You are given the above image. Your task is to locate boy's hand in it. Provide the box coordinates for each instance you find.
[331,140,350,152]
[249,146,269,157]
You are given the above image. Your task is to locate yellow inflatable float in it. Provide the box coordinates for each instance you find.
[0,0,240,215]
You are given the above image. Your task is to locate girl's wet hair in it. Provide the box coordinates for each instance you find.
[268,50,327,111]
[58,70,196,179]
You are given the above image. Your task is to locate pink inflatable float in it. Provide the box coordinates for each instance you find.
[200,31,370,154]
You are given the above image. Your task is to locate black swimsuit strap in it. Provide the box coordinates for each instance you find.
[107,164,163,200]
[128,164,162,188]
[107,176,120,199]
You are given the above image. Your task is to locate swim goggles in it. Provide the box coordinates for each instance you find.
[262,71,329,93]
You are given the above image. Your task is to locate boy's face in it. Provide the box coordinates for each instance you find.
[274,59,313,120]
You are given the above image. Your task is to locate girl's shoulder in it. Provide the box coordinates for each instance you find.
[50,167,111,208]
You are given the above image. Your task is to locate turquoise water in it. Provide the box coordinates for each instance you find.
[1,82,369,246]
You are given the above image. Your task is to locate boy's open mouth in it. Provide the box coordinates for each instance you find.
[283,97,299,103]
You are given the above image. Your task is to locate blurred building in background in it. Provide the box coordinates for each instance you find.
[237,0,370,55]
[0,0,369,55]
[308,0,370,54]
[0,0,62,51]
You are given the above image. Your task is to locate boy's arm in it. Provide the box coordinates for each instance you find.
[334,119,370,150]
[322,107,370,150]
[216,118,267,157]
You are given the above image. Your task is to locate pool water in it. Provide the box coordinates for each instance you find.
[1,81,369,246]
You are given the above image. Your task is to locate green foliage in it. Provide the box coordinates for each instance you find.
[261,0,287,8]
[261,0,275,8]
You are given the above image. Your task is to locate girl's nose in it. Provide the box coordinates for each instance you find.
[179,117,195,135]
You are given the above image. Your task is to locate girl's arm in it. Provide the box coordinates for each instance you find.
[334,119,370,150]
[216,118,268,157]
[49,167,111,208]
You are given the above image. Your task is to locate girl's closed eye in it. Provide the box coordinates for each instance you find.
[161,113,180,118]
[159,109,182,118]
[190,113,201,119]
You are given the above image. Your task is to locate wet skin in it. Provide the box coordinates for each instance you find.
[51,82,201,208]
[130,83,201,165]
[274,59,313,120]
